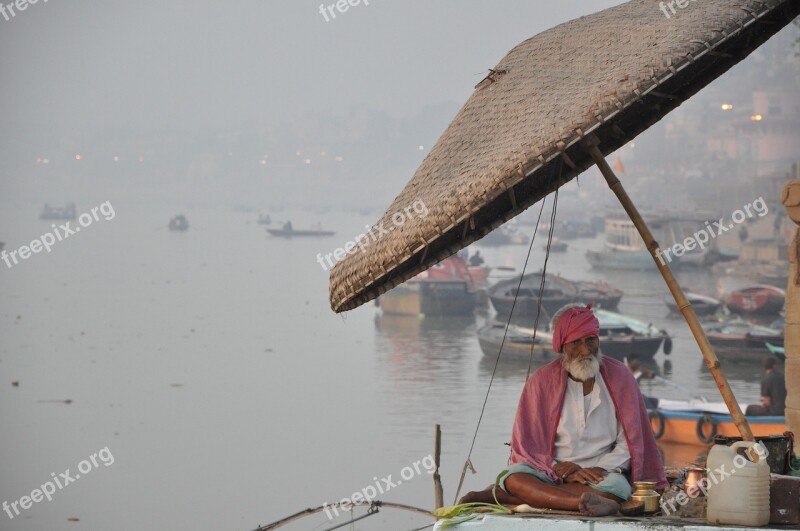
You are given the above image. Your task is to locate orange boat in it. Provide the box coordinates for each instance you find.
[649,401,786,445]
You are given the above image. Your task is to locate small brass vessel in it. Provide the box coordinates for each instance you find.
[631,481,660,514]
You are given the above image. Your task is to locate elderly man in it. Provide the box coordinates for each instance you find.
[461,304,667,516]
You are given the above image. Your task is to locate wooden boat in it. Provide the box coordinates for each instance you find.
[650,399,786,445]
[476,321,556,361]
[488,272,622,320]
[724,285,785,316]
[702,318,784,361]
[664,291,722,316]
[40,202,76,220]
[266,221,334,237]
[168,214,189,231]
[377,256,477,317]
[477,309,670,361]
[593,309,671,361]
[545,238,568,252]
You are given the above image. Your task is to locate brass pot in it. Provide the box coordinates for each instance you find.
[631,481,660,514]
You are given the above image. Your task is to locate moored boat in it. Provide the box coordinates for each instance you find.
[664,291,723,316]
[724,285,785,316]
[702,318,784,362]
[488,272,623,320]
[377,256,477,317]
[649,399,786,445]
[477,309,670,362]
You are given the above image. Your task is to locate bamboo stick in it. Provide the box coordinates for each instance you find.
[587,142,754,442]
[434,424,444,509]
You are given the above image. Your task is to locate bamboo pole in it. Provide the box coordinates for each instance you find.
[587,142,754,442]
[434,424,444,509]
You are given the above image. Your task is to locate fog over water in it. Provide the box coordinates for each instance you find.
[1,2,797,530]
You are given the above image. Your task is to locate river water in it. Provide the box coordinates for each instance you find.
[0,199,768,530]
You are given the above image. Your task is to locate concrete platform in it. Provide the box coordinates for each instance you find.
[432,514,800,530]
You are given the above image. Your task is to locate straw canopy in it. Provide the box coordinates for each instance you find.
[329,0,800,313]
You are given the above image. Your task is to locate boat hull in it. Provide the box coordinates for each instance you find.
[379,280,476,317]
[650,410,786,446]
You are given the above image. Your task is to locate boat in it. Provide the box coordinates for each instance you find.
[545,238,568,252]
[476,321,556,361]
[257,214,271,225]
[488,272,622,320]
[266,221,335,237]
[593,309,671,361]
[702,318,784,362]
[478,226,527,246]
[377,256,477,317]
[168,214,189,231]
[39,202,76,220]
[477,309,670,361]
[664,291,722,316]
[724,285,785,316]
[649,399,786,445]
[586,213,720,270]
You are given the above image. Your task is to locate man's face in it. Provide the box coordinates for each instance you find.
[561,334,600,381]
[562,334,599,360]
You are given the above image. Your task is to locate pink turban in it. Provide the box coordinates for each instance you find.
[552,304,600,353]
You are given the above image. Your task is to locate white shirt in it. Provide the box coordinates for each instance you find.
[553,373,631,472]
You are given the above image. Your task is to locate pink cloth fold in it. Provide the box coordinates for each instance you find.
[509,356,668,490]
[552,304,600,353]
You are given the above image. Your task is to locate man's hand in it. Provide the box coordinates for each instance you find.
[564,466,608,485]
[552,461,581,480]
[760,396,771,408]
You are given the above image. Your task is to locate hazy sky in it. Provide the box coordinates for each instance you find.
[1,1,625,133]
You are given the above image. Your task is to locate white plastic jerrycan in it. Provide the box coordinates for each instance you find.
[706,440,770,526]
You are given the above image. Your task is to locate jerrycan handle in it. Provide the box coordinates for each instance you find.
[730,440,768,463]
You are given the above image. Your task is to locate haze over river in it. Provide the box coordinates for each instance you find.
[1,200,766,530]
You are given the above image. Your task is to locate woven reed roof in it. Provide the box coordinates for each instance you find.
[329,0,800,313]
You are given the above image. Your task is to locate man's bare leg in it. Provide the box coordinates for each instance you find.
[459,484,525,505]
[505,474,621,516]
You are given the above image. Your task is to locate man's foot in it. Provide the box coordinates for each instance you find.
[578,492,620,516]
[458,488,495,504]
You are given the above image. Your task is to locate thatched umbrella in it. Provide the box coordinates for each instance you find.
[329,0,800,438]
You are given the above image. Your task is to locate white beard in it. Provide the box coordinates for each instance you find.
[564,354,601,381]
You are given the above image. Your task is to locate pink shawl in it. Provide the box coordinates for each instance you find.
[509,356,668,489]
